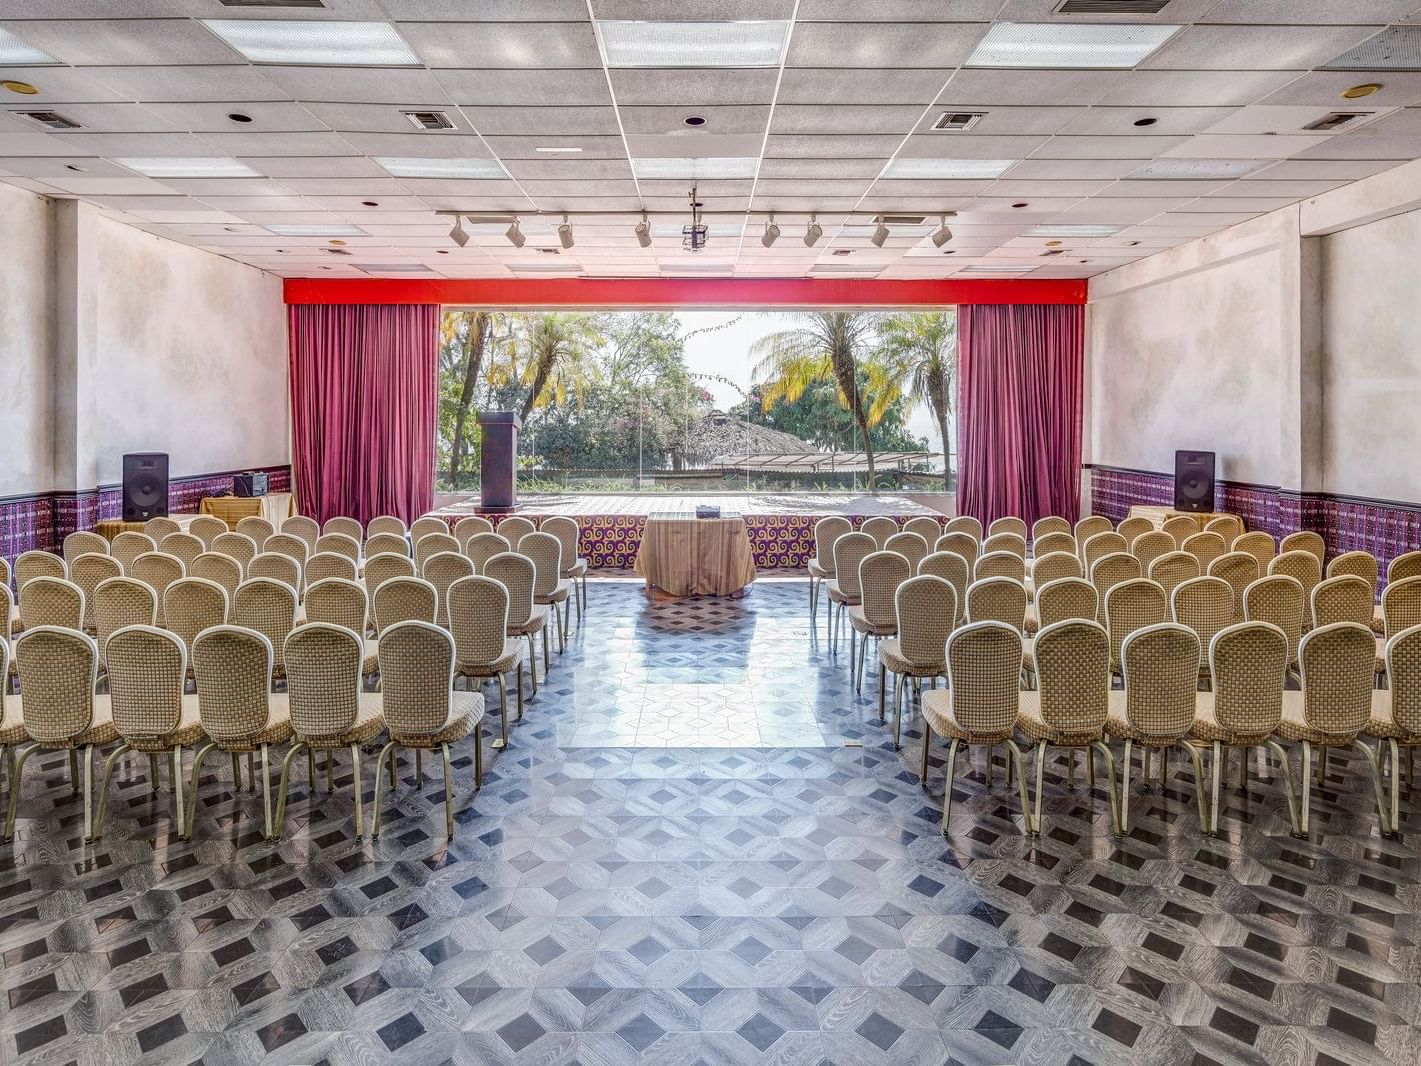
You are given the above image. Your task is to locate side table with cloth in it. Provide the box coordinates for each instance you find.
[198,492,296,530]
[96,514,203,541]
[1127,505,1229,531]
[634,513,757,597]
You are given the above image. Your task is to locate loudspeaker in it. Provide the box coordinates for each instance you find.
[234,471,268,497]
[121,452,169,521]
[1174,450,1215,513]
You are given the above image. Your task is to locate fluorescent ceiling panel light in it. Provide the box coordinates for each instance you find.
[266,223,366,236]
[650,222,743,238]
[534,146,583,153]
[1131,158,1270,179]
[880,158,1016,179]
[959,264,1035,274]
[597,20,789,68]
[375,157,508,178]
[0,27,59,65]
[1027,224,1122,237]
[966,22,1180,69]
[115,157,262,178]
[660,262,736,272]
[632,157,758,179]
[202,19,419,65]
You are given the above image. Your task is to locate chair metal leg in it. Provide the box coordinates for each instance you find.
[326,750,334,794]
[1090,741,1123,836]
[3,744,39,841]
[877,664,887,722]
[441,742,455,838]
[1351,738,1393,837]
[495,674,509,749]
[172,746,185,840]
[1263,739,1302,836]
[1121,738,1133,832]
[259,744,272,840]
[371,740,397,836]
[1006,739,1034,835]
[149,753,160,794]
[892,673,904,751]
[1032,742,1047,834]
[273,741,309,839]
[1300,741,1312,836]
[940,738,960,834]
[387,744,398,793]
[69,748,79,796]
[473,726,483,788]
[1065,748,1075,791]
[82,745,93,841]
[306,747,315,788]
[416,749,423,786]
[542,627,551,674]
[1087,746,1096,789]
[527,633,539,695]
[920,724,933,786]
[230,752,242,792]
[515,663,525,720]
[1210,741,1223,834]
[1388,738,1401,835]
[90,742,133,841]
[1178,741,1209,830]
[351,743,364,840]
[247,752,255,794]
[185,742,217,840]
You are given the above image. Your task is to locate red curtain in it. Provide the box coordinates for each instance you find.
[288,303,439,525]
[956,303,1085,528]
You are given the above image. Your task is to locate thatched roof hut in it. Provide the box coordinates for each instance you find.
[682,410,818,466]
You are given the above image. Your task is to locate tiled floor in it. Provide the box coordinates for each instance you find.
[1,579,1418,1065]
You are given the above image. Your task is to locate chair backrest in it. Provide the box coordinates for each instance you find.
[1209,621,1288,739]
[232,578,297,671]
[1147,550,1200,598]
[107,625,186,741]
[1207,551,1260,621]
[542,516,583,574]
[1036,577,1098,628]
[934,531,979,565]
[415,531,460,572]
[315,532,362,563]
[1232,530,1276,572]
[1312,574,1374,629]
[810,516,853,574]
[235,515,274,550]
[1033,550,1083,590]
[247,552,302,596]
[859,516,898,549]
[987,516,1028,540]
[364,553,417,621]
[424,551,476,624]
[1104,578,1169,672]
[1204,514,1244,545]
[20,576,84,631]
[974,550,1025,584]
[191,552,243,601]
[364,532,411,560]
[1116,515,1153,547]
[63,530,109,563]
[894,575,955,667]
[1385,624,1421,736]
[373,575,438,632]
[1035,620,1110,739]
[917,551,969,624]
[521,531,564,600]
[903,516,943,545]
[281,515,320,551]
[410,516,449,543]
[163,577,229,661]
[1180,531,1227,571]
[446,575,510,668]
[379,621,458,737]
[304,577,368,635]
[965,576,1027,633]
[1326,550,1378,593]
[946,621,1023,737]
[1074,515,1113,543]
[454,515,496,549]
[193,625,275,740]
[211,531,258,570]
[883,532,929,573]
[17,549,67,590]
[1119,622,1200,739]
[263,531,310,569]
[1031,516,1071,541]
[982,532,1026,559]
[1089,552,1141,624]
[1268,549,1321,599]
[485,551,536,630]
[1161,514,1199,546]
[1382,575,1421,639]
[1171,576,1234,656]
[70,553,121,630]
[305,550,357,585]
[858,551,911,629]
[110,533,155,574]
[14,627,100,744]
[831,532,875,599]
[1243,574,1306,666]
[284,623,364,738]
[1033,531,1075,559]
[367,515,407,539]
[496,516,537,548]
[156,532,204,572]
[1389,550,1421,585]
[1081,531,1127,570]
[1,555,14,591]
[323,516,363,542]
[1130,529,1175,573]
[1297,622,1376,738]
[1280,530,1326,567]
[465,532,511,574]
[144,516,180,540]
[189,514,228,549]
[94,577,157,662]
[944,515,982,541]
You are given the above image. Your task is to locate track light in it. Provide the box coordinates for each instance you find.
[558,215,574,249]
[871,219,890,247]
[804,214,822,247]
[760,214,780,248]
[931,214,952,248]
[448,214,468,248]
[505,218,525,248]
[635,212,651,248]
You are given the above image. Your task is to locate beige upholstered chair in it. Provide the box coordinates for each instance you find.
[1033,551,1083,589]
[304,578,377,675]
[1104,578,1168,677]
[315,532,361,564]
[1036,577,1098,629]
[424,551,475,626]
[1074,515,1113,544]
[110,533,155,575]
[1279,622,1389,836]
[880,575,955,749]
[164,577,229,665]
[70,554,121,633]
[1082,531,1127,572]
[247,552,301,598]
[92,626,203,840]
[1031,516,1071,541]
[453,515,495,549]
[1,585,11,658]
[485,551,551,692]
[1269,550,1322,608]
[934,531,979,567]
[883,531,929,574]
[263,532,310,571]
[1280,530,1326,568]
[211,531,258,570]
[827,532,875,653]
[965,576,1027,635]
[1326,550,1381,633]
[807,516,852,636]
[1389,551,1421,585]
[274,623,386,839]
[848,550,911,694]
[1312,575,1374,631]
[191,552,243,601]
[144,517,180,540]
[63,530,109,563]
[235,516,274,550]
[16,550,66,592]
[367,515,407,540]
[156,533,203,574]
[364,532,410,560]
[1089,552,1141,625]
[917,551,969,626]
[94,577,157,669]
[860,516,898,549]
[1232,530,1276,572]
[944,515,983,541]
[0,641,22,780]
[305,550,357,586]
[188,626,294,839]
[282,515,320,552]
[415,531,460,572]
[1106,623,1209,831]
[189,515,228,549]
[1381,576,1421,640]
[5,627,116,841]
[1148,550,1200,599]
[465,532,511,574]
[542,515,589,626]
[1180,531,1227,572]
[1244,574,1305,672]
[973,551,1024,586]
[1019,620,1122,835]
[372,621,486,837]
[1130,530,1175,574]
[1171,577,1235,683]
[982,532,1027,560]
[1189,621,1295,834]
[1208,551,1260,622]
[323,516,363,542]
[20,576,85,632]
[1161,514,1199,546]
[130,552,185,627]
[523,531,572,652]
[1366,624,1421,833]
[496,516,537,548]
[447,575,525,749]
[988,516,1028,540]
[364,554,417,628]
[1202,514,1242,545]
[231,578,297,680]
[903,516,943,544]
[1032,531,1075,559]
[410,516,449,544]
[373,576,438,634]
[921,622,1032,834]
[1116,516,1153,547]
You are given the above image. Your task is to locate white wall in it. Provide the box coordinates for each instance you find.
[0,183,56,495]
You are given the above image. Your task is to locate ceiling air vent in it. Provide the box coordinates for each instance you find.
[401,109,456,131]
[14,110,81,130]
[1302,111,1375,132]
[878,214,927,226]
[217,1,327,8]
[932,111,985,132]
[1056,0,1171,13]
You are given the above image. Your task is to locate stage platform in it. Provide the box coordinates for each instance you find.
[432,493,952,571]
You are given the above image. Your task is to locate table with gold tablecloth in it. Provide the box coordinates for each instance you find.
[95,514,203,541]
[198,492,296,530]
[1127,505,1229,531]
[633,514,757,597]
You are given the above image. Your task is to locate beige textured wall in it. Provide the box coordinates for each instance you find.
[0,184,55,495]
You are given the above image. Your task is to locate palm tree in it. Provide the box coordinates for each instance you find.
[750,311,895,490]
[875,310,958,491]
[512,312,601,423]
[439,310,496,490]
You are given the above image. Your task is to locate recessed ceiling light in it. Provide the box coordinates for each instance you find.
[632,157,758,179]
[1029,224,1122,237]
[684,115,707,127]
[881,158,1016,180]
[361,200,379,206]
[328,238,346,245]
[832,248,853,256]
[596,20,789,68]
[0,28,59,65]
[1343,83,1383,99]
[227,112,253,123]
[1045,240,1063,247]
[202,19,419,65]
[374,157,508,179]
[114,157,262,178]
[965,22,1181,69]
[266,223,366,236]
[534,146,583,153]
[1131,158,1270,179]
[1133,117,1158,127]
[2,80,40,95]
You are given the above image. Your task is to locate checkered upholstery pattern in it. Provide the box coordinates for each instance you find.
[285,623,375,742]
[110,533,156,574]
[131,553,185,625]
[94,578,157,666]
[379,621,483,745]
[918,552,969,625]
[887,575,954,673]
[934,531,979,566]
[281,516,320,551]
[975,551,1025,584]
[1082,532,1127,572]
[1326,550,1378,592]
[411,516,450,543]
[1171,577,1234,657]
[1389,551,1421,584]
[982,532,1027,560]
[235,516,274,549]
[1107,623,1200,742]
[1244,575,1305,668]
[1269,550,1322,599]
[144,518,180,540]
[323,517,363,542]
[1312,576,1374,629]
[191,553,243,601]
[1105,579,1168,674]
[903,517,943,544]
[966,577,1027,634]
[1280,530,1326,567]
[373,577,438,633]
[829,533,875,603]
[850,551,911,636]
[924,621,1022,743]
[1148,551,1201,599]
[365,533,410,560]
[543,516,588,579]
[1279,623,1376,742]
[1130,530,1175,574]
[447,576,511,668]
[988,517,1027,540]
[1207,552,1260,622]
[1116,516,1154,547]
[189,515,228,549]
[883,532,929,573]
[1372,625,1421,738]
[453,516,495,548]
[1204,515,1244,545]
[164,578,229,660]
[809,516,852,579]
[944,515,982,541]
[424,552,476,624]
[860,517,898,549]
[305,551,357,585]
[1162,515,1198,547]
[485,552,536,632]
[1074,516,1113,543]
[192,626,288,748]
[522,532,568,604]
[415,532,460,572]
[211,532,258,570]
[1031,516,1071,540]
[1089,552,1141,624]
[1032,532,1076,559]
[70,554,121,632]
[63,531,108,563]
[367,515,408,539]
[1033,552,1083,589]
[364,554,416,618]
[1024,620,1110,745]
[304,578,368,634]
[20,577,84,632]
[1181,532,1227,571]
[15,627,110,747]
[264,533,310,568]
[247,553,301,596]
[1382,577,1421,639]
[1193,621,1288,744]
[107,626,202,750]
[232,578,296,673]
[497,516,537,548]
[466,532,512,574]
[1036,578,1098,629]
[316,532,361,563]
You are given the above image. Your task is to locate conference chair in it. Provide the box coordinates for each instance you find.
[944,515,982,541]
[1171,577,1234,684]
[235,516,274,550]
[373,576,438,634]
[1280,530,1326,568]
[1207,552,1260,622]
[1269,550,1322,607]
[263,532,310,570]
[410,516,449,544]
[1130,530,1175,574]
[1089,552,1141,626]
[1026,577,1101,692]
[988,517,1028,540]
[1081,531,1127,572]
[523,532,572,652]
[424,551,475,626]
[965,577,1028,634]
[903,516,943,545]
[1389,551,1421,585]
[465,532,511,574]
[305,551,357,586]
[542,516,589,625]
[446,575,524,750]
[934,531,979,567]
[93,577,157,670]
[144,517,181,540]
[323,516,363,543]
[1148,551,1200,599]
[496,516,537,549]
[826,532,874,654]
[1074,515,1113,544]
[1380,578,1421,684]
[1312,575,1374,631]
[1244,575,1306,675]
[1033,531,1075,559]
[304,578,377,677]
[1027,553,1084,633]
[1180,531,1227,572]
[1327,550,1380,633]
[364,555,417,626]
[367,515,407,540]
[1232,531,1276,573]
[1204,514,1244,546]
[1116,516,1153,547]
[1161,515,1198,546]
[189,515,228,549]
[1366,625,1421,834]
[281,516,320,552]
[880,575,954,750]
[315,532,361,565]
[1031,516,1071,541]
[974,551,1025,585]
[1,586,11,672]
[63,530,108,563]
[917,551,969,626]
[70,554,120,634]
[16,549,66,590]
[364,532,409,560]
[847,550,911,695]
[211,531,258,571]
[860,516,898,549]
[20,576,84,633]
[453,516,495,550]
[415,531,460,573]
[1104,578,1168,678]
[164,577,229,666]
[485,551,550,692]
[110,533,154,575]
[982,532,1027,562]
[0,641,23,786]
[191,552,243,602]
[883,531,929,574]
[247,552,302,599]
[231,578,297,681]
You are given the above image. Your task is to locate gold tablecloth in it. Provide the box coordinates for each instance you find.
[96,514,203,541]
[634,515,757,597]
[1127,505,1228,531]
[198,492,296,529]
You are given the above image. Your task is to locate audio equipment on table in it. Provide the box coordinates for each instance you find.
[234,471,269,497]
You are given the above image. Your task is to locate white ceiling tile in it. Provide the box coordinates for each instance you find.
[777,67,948,105]
[401,21,598,68]
[83,64,289,103]
[439,67,611,107]
[383,1,590,19]
[786,21,986,68]
[1144,25,1382,71]
[235,156,391,178]
[1226,177,1349,197]
[1033,135,1190,160]
[621,105,769,136]
[47,131,216,156]
[1005,158,1144,179]
[765,135,905,158]
[1105,178,1232,197]
[1290,132,1421,159]
[1057,107,1237,137]
[197,131,357,157]
[915,105,1085,136]
[482,135,628,159]
[610,69,777,107]
[896,134,1049,159]
[459,105,621,136]
[1161,133,1340,160]
[1256,158,1402,179]
[0,18,240,65]
[1204,1,1420,24]
[1103,69,1300,108]
[934,69,1126,108]
[1259,72,1421,108]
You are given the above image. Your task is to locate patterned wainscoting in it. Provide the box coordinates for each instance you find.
[1,465,292,567]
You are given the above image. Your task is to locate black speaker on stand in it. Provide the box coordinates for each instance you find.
[122,452,169,521]
[1174,450,1215,513]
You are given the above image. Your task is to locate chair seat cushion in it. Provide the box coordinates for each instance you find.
[1016,690,1102,745]
[808,559,832,580]
[825,580,859,607]
[921,689,1015,744]
[1024,606,1039,635]
[0,699,28,745]
[562,559,588,579]
[389,691,484,746]
[1372,604,1385,636]
[124,693,207,752]
[9,603,20,636]
[847,605,895,637]
[1276,691,1360,745]
[203,694,294,751]
[1188,692,1273,746]
[536,579,572,605]
[877,638,942,677]
[22,694,120,748]
[299,694,385,747]
[1364,690,1419,741]
[1104,691,1185,745]
[363,638,379,676]
[457,639,524,677]
[510,604,550,637]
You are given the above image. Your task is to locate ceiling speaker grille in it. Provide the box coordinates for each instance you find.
[1056,0,1171,12]
[14,110,80,129]
[1325,27,1421,71]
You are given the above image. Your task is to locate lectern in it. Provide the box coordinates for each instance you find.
[478,411,520,514]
